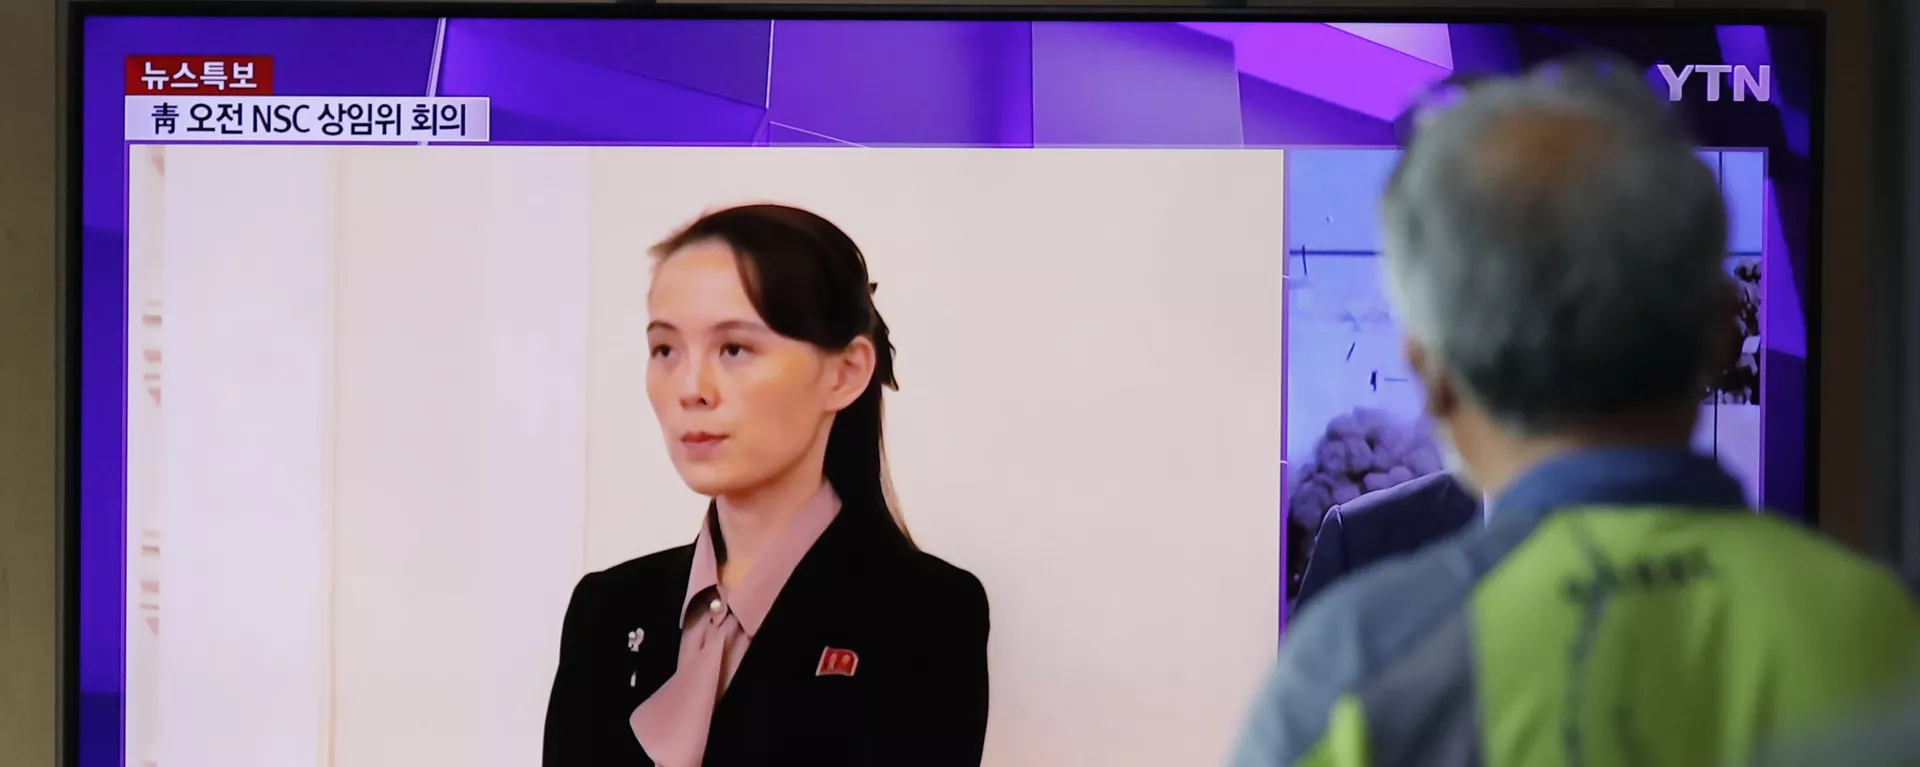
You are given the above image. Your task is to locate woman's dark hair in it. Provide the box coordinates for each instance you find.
[652,204,912,551]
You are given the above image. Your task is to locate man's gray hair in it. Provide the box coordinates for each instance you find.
[1380,61,1728,434]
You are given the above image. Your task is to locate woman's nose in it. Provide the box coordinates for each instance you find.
[678,357,717,409]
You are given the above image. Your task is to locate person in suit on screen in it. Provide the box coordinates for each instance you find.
[1282,69,1497,620]
[1291,471,1480,617]
[541,204,990,767]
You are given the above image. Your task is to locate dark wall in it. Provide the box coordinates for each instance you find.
[1874,0,1920,569]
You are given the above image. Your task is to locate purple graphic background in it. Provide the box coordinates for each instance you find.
[77,16,1815,766]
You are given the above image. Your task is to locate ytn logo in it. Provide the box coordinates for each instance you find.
[1655,64,1772,103]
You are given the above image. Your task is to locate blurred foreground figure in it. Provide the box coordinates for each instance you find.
[1751,671,1920,767]
[1229,60,1920,767]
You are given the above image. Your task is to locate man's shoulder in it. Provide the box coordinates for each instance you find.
[1712,514,1920,627]
[1286,525,1489,672]
[1237,514,1540,766]
[1235,539,1485,766]
[1332,472,1477,526]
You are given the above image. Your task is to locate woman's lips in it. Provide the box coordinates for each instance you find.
[680,432,728,460]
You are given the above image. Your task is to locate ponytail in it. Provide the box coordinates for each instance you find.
[823,282,912,544]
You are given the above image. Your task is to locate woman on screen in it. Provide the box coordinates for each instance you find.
[541,204,990,767]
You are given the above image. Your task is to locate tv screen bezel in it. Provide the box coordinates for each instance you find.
[59,6,1825,765]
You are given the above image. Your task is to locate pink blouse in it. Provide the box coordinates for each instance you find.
[628,483,842,767]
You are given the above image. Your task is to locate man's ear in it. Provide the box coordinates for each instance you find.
[825,336,877,413]
[1406,336,1459,421]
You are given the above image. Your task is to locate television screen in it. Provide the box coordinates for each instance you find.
[70,7,1818,767]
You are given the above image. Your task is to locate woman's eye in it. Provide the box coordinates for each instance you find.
[649,344,673,358]
[720,344,748,358]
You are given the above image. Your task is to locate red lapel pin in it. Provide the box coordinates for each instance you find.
[816,647,859,677]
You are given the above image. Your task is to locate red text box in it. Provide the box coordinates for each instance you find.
[126,56,276,95]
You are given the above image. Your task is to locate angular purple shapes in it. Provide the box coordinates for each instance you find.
[767,123,853,147]
[1030,22,1243,148]
[1715,25,1772,67]
[436,24,765,145]
[87,16,442,95]
[1240,74,1394,148]
[1761,178,1806,358]
[444,19,774,108]
[1446,24,1522,74]
[1327,23,1453,70]
[1232,23,1451,122]
[768,21,1033,147]
[1717,24,1809,157]
[78,228,136,700]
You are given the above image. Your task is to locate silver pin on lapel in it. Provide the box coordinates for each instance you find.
[628,628,645,687]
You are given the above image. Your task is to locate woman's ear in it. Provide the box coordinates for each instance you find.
[824,336,877,412]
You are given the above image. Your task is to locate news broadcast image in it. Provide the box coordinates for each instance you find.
[75,13,1815,767]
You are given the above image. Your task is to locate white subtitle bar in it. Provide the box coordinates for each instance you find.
[125,96,491,142]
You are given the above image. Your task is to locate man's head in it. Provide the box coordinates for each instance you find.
[1380,61,1737,499]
